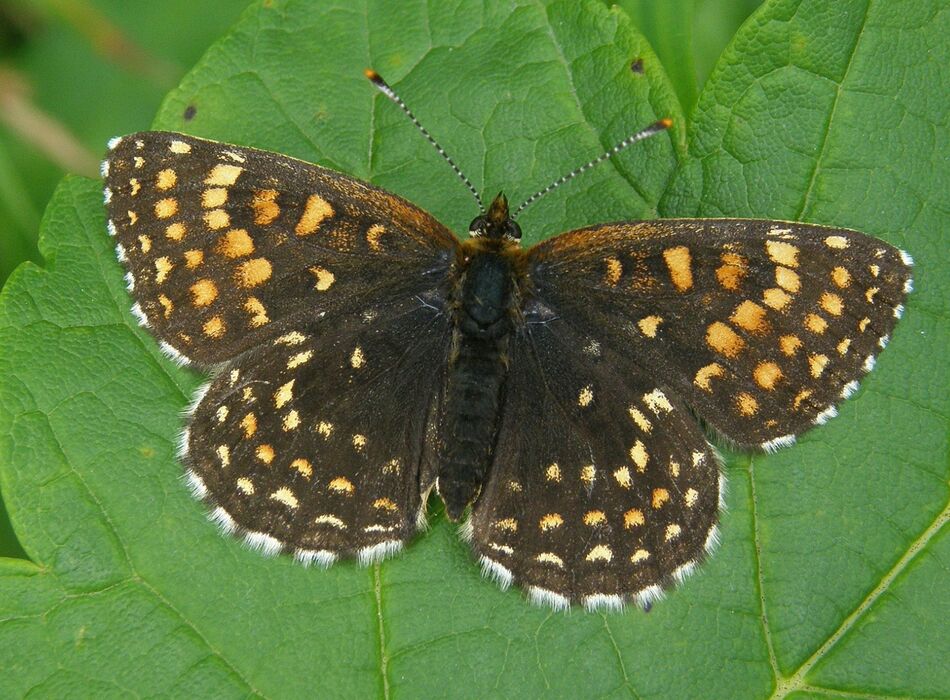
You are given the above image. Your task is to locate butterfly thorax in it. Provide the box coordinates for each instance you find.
[437,213,527,521]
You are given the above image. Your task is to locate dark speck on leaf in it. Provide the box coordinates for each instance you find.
[183,105,197,121]
[630,58,644,74]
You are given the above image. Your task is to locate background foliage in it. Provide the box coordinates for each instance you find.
[0,0,946,697]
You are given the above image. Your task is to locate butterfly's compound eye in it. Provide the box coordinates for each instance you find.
[468,216,488,237]
[505,220,522,241]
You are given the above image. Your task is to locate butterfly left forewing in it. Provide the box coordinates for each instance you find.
[527,219,912,449]
[103,131,457,366]
[470,315,720,610]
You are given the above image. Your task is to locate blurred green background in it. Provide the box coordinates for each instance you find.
[0,0,761,558]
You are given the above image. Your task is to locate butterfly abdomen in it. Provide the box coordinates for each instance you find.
[438,248,520,520]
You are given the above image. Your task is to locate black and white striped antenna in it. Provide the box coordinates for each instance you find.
[367,68,672,220]
[365,69,484,212]
[511,118,672,219]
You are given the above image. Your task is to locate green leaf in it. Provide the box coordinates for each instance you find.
[1,0,946,697]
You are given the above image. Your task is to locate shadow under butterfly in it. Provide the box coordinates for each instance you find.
[101,69,912,613]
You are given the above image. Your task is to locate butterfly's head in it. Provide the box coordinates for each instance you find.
[468,192,522,242]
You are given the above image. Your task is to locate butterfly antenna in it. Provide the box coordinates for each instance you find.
[365,69,484,212]
[512,118,673,219]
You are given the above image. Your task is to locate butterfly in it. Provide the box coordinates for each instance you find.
[101,71,912,612]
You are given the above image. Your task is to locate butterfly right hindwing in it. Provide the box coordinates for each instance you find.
[470,310,720,610]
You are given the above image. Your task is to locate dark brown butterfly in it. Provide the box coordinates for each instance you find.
[101,71,912,612]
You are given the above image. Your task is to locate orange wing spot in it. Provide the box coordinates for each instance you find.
[274,379,295,408]
[577,384,594,407]
[156,169,177,190]
[731,300,769,333]
[583,510,607,526]
[624,509,645,528]
[328,477,355,494]
[766,240,799,267]
[154,256,173,284]
[685,488,699,507]
[775,266,801,293]
[383,458,402,474]
[296,194,334,235]
[202,187,228,208]
[716,254,747,290]
[366,224,386,252]
[129,178,140,196]
[507,480,523,492]
[706,321,745,358]
[127,210,138,225]
[240,413,257,438]
[604,256,623,286]
[628,406,652,432]
[290,459,313,478]
[858,317,871,333]
[169,140,191,154]
[831,266,851,288]
[133,157,144,169]
[236,477,254,494]
[793,389,813,410]
[637,315,663,338]
[316,421,333,438]
[824,235,849,249]
[630,549,650,563]
[494,518,518,531]
[763,287,792,311]
[837,337,852,355]
[662,245,693,291]
[352,434,367,450]
[753,361,783,390]
[184,249,203,268]
[372,498,398,512]
[269,488,299,509]
[651,488,670,509]
[154,198,178,219]
[277,331,307,345]
[165,222,186,241]
[809,353,830,378]
[779,334,802,356]
[537,552,564,567]
[215,229,254,258]
[585,545,613,562]
[350,346,365,369]
[310,266,335,291]
[204,209,230,230]
[252,189,281,225]
[216,445,230,467]
[244,297,269,327]
[256,444,275,464]
[138,235,152,253]
[545,463,561,482]
[158,294,173,318]
[286,350,313,369]
[869,264,880,277]
[665,524,682,541]
[236,257,272,288]
[694,362,726,391]
[205,164,243,187]
[203,315,226,338]
[540,513,564,531]
[736,392,758,416]
[629,440,649,472]
[866,287,880,303]
[820,292,844,316]
[805,313,828,334]
[190,279,218,307]
[643,389,673,413]
[580,464,595,485]
[613,466,633,488]
[669,460,680,477]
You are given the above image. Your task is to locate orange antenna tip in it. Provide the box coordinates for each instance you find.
[659,118,673,129]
